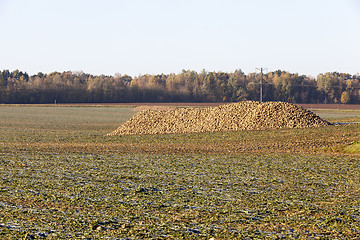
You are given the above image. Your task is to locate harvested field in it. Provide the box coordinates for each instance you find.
[1,153,359,239]
[109,101,330,135]
[0,105,359,239]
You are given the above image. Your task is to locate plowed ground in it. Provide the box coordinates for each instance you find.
[0,105,359,239]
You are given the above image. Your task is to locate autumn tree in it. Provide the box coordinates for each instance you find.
[316,72,341,103]
[228,69,248,101]
[0,69,359,104]
[340,91,351,104]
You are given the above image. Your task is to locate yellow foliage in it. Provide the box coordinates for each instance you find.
[340,91,351,104]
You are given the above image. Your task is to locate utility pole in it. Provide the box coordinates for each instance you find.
[260,68,263,103]
[256,67,267,102]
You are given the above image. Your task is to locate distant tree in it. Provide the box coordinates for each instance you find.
[1,68,358,104]
[316,72,342,103]
[0,71,8,88]
[340,91,351,104]
[228,69,248,101]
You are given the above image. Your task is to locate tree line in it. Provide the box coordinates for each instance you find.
[0,69,359,104]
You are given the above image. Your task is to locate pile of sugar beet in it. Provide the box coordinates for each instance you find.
[108,101,331,135]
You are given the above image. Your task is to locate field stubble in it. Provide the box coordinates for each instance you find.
[0,104,360,239]
[1,153,360,239]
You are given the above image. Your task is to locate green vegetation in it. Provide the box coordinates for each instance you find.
[1,153,359,239]
[0,105,359,239]
[344,142,360,154]
[1,69,360,104]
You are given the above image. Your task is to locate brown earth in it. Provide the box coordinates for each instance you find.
[131,105,176,112]
[7,102,360,110]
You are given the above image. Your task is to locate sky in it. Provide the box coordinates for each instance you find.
[0,0,359,77]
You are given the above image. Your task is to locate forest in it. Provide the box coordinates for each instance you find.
[0,69,359,104]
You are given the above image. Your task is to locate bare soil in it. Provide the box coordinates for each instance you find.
[10,102,360,110]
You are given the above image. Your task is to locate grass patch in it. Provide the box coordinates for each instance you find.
[344,142,360,154]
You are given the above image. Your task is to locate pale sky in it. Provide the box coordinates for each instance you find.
[0,0,359,77]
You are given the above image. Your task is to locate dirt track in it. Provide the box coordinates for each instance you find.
[7,102,360,110]
[53,102,227,107]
